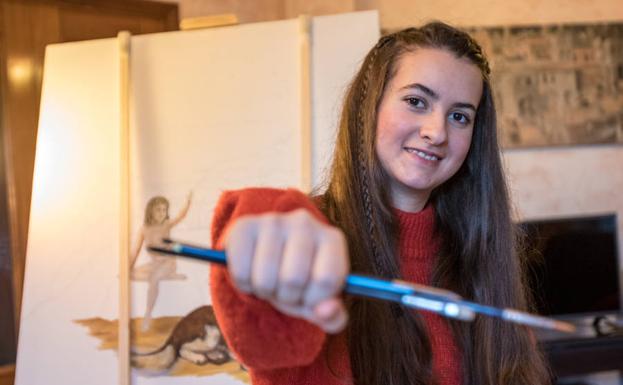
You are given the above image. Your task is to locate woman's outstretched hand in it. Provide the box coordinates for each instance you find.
[224,208,349,334]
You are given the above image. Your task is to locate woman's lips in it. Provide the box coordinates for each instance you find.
[404,147,443,161]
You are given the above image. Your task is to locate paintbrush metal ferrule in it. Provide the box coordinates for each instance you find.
[401,294,476,321]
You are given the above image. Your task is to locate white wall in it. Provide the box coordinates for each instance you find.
[162,0,623,30]
[503,145,623,289]
[373,0,623,29]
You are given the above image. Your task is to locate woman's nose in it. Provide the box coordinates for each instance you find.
[419,112,447,145]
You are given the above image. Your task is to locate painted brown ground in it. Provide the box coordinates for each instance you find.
[75,316,249,382]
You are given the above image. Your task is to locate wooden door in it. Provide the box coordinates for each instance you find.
[0,0,178,375]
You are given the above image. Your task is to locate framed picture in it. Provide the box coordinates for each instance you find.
[466,22,623,148]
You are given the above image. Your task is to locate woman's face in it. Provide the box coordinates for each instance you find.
[375,48,483,211]
[152,203,168,224]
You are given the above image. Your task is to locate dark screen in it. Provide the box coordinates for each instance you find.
[521,214,620,316]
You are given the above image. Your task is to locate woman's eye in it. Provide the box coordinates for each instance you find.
[405,97,425,109]
[450,112,470,125]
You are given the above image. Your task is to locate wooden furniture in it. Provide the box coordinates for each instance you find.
[0,0,178,369]
[543,336,623,379]
[0,364,15,385]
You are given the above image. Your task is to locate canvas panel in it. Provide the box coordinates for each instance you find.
[16,38,122,385]
[128,19,301,384]
[311,11,380,188]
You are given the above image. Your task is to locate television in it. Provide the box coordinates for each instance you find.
[520,214,621,318]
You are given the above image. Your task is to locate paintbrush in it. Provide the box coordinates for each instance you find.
[149,239,576,333]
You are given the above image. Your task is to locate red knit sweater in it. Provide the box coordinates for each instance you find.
[210,188,462,384]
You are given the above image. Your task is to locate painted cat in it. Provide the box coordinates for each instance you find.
[131,305,231,372]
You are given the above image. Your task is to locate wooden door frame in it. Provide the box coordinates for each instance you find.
[0,0,178,343]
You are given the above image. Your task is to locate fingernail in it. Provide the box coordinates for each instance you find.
[315,300,337,320]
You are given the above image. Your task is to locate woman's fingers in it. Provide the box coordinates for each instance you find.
[252,214,285,299]
[224,208,349,333]
[269,297,348,334]
[277,210,316,304]
[303,227,348,308]
[224,217,256,293]
[313,298,348,334]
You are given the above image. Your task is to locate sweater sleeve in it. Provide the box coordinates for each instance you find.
[209,187,327,370]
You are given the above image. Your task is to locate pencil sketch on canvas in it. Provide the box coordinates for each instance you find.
[130,193,191,331]
[76,304,246,380]
[466,22,623,148]
[75,193,248,380]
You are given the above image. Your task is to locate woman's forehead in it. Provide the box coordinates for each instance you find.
[390,48,483,105]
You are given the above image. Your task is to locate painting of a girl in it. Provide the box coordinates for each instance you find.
[131,193,192,330]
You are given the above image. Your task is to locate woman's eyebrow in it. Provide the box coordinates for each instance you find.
[400,83,438,99]
[452,102,477,112]
[400,83,477,112]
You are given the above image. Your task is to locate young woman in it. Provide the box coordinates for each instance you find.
[209,22,550,385]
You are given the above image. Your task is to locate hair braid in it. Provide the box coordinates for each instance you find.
[357,69,381,274]
[356,35,394,275]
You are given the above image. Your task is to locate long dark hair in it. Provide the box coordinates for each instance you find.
[318,22,550,385]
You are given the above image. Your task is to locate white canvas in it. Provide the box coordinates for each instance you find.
[16,38,122,385]
[311,11,381,187]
